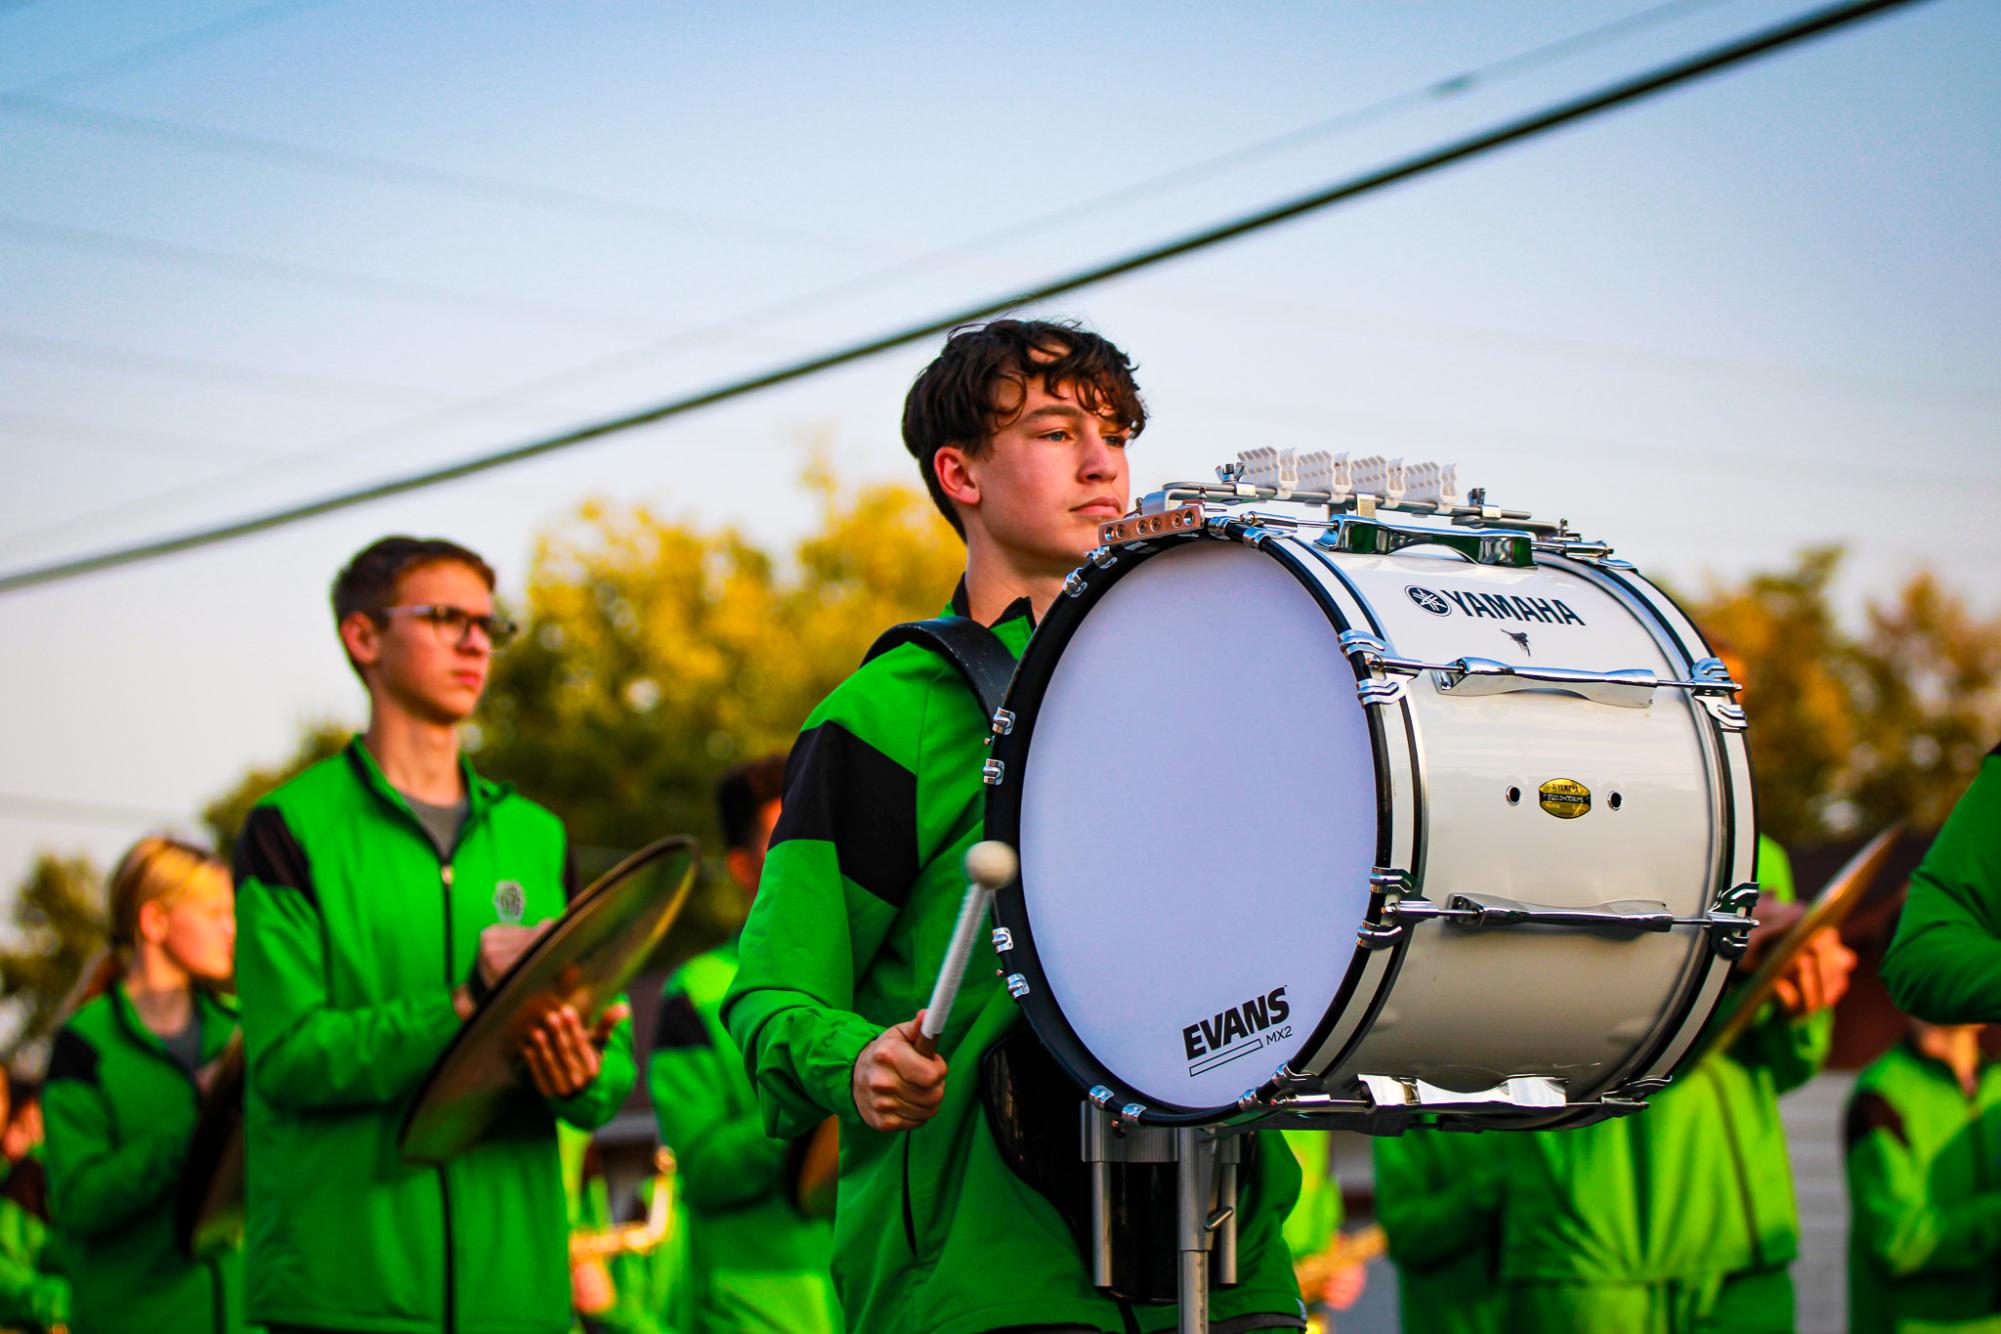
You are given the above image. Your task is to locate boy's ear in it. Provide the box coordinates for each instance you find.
[339,610,382,670]
[934,443,980,512]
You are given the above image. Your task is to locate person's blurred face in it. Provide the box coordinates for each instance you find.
[725,799,783,901]
[0,1100,35,1163]
[141,877,237,984]
[341,560,496,725]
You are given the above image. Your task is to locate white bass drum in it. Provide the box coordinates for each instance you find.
[984,510,1758,1128]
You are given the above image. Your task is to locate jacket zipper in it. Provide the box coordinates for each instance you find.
[439,859,457,1334]
[900,1134,918,1256]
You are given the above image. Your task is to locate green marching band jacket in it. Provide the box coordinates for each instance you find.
[1496,838,1830,1309]
[648,941,841,1334]
[1844,1039,2001,1332]
[0,1144,65,1333]
[43,985,243,1334]
[0,1146,65,1333]
[1883,744,2001,1023]
[1372,1129,1505,1334]
[234,737,636,1334]
[724,592,1304,1334]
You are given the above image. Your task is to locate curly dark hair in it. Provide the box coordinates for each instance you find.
[901,319,1146,536]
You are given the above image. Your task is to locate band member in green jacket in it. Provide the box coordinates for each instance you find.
[0,1071,68,1333]
[1882,744,2001,1023]
[648,755,840,1334]
[235,537,635,1334]
[1282,1131,1365,1323]
[1501,835,1854,1332]
[1372,1129,1505,1334]
[726,321,1305,1333]
[43,836,244,1334]
[1844,1018,2001,1332]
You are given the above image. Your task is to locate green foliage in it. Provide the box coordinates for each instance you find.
[0,854,109,1067]
[472,465,963,951]
[201,722,352,860]
[1687,547,2001,847]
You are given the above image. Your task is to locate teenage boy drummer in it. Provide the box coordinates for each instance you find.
[725,321,1305,1334]
[235,537,636,1334]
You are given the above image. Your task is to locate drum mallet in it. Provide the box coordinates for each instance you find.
[914,841,1019,1057]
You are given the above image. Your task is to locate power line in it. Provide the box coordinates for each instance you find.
[0,408,279,461]
[0,213,670,337]
[0,329,451,407]
[8,0,328,97]
[0,93,867,253]
[0,4,1725,267]
[0,0,1765,553]
[0,0,1931,597]
[0,792,186,829]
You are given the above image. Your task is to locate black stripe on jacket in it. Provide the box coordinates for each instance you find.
[768,721,917,910]
[235,805,316,907]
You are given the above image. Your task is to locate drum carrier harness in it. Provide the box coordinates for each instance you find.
[865,616,1255,1314]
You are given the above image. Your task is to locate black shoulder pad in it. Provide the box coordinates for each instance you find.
[234,806,315,905]
[45,1028,100,1087]
[651,992,711,1051]
[1846,1090,1907,1151]
[864,617,1016,720]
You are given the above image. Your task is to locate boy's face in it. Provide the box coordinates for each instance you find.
[955,371,1130,575]
[342,559,496,725]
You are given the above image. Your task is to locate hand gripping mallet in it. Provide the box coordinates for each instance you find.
[913,841,1019,1057]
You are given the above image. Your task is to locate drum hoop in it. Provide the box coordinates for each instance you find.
[986,527,1414,1125]
[1535,555,1754,1102]
[1275,538,1426,1086]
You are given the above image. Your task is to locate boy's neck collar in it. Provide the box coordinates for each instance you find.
[361,709,465,805]
[950,576,1034,629]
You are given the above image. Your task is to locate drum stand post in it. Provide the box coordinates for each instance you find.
[1175,1125,1212,1334]
[1081,1106,1238,1334]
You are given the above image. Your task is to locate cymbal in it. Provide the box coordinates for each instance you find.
[400,836,699,1164]
[1694,823,1902,1062]
[174,1032,246,1259]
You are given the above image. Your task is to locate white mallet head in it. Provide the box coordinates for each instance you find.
[964,840,1019,890]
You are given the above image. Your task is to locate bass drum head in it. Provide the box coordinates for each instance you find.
[1003,540,1378,1116]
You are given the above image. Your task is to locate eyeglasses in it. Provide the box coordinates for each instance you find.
[376,604,519,650]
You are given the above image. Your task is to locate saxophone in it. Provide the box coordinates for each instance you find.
[569,1149,677,1264]
[1294,1223,1386,1299]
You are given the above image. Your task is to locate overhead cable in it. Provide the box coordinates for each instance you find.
[0,0,1931,597]
[0,213,670,336]
[0,329,450,406]
[0,0,1774,550]
[7,0,328,96]
[0,93,867,252]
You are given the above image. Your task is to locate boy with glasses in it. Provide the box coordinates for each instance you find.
[725,321,1306,1333]
[234,536,635,1334]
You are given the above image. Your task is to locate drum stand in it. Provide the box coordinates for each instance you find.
[1082,1106,1241,1334]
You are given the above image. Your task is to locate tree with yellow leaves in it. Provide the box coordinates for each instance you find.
[470,463,962,940]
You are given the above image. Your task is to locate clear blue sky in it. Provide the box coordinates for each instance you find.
[1,0,1996,889]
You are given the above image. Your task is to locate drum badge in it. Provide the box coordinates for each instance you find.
[1538,779,1592,819]
[492,880,526,924]
[1405,586,1451,617]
